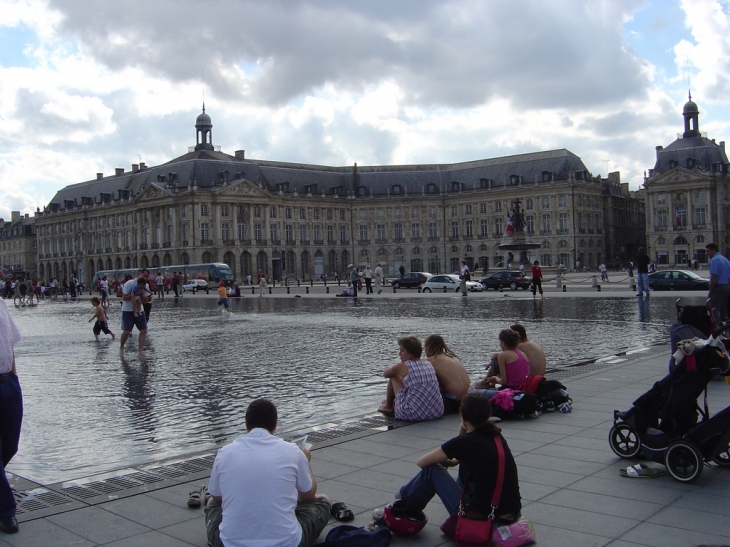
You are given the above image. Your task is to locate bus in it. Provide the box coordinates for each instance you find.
[91,262,235,290]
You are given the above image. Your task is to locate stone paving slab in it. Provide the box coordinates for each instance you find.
[4,345,730,546]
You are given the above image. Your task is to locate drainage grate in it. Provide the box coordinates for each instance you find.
[14,488,86,521]
[288,415,393,445]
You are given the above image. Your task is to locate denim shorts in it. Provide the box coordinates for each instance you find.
[121,311,147,332]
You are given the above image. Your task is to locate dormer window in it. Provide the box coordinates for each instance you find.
[541,171,552,182]
[392,184,402,195]
[450,181,462,192]
[509,175,519,185]
[686,158,696,169]
[479,178,490,189]
[669,160,678,169]
[356,186,368,196]
[426,183,438,194]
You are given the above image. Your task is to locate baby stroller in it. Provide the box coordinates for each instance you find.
[609,322,730,482]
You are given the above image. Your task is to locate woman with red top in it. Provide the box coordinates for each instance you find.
[531,260,544,300]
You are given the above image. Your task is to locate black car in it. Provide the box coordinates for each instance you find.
[648,270,710,291]
[389,272,433,289]
[479,271,531,290]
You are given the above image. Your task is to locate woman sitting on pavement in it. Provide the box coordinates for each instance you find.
[377,336,444,421]
[337,280,355,297]
[376,392,522,525]
[472,329,530,398]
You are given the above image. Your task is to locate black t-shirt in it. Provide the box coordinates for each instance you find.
[635,254,651,274]
[442,431,521,517]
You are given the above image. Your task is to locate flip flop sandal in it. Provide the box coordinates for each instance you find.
[187,485,205,508]
[619,464,665,478]
[331,501,355,522]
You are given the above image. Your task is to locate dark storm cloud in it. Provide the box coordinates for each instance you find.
[47,0,648,109]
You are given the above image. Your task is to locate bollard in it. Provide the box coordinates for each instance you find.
[443,286,447,293]
[591,276,597,288]
[499,286,503,292]
[297,279,300,287]
[326,286,330,294]
[628,276,636,291]
[393,286,397,293]
[418,286,422,293]
[306,287,309,294]
[285,278,288,287]
[287,286,290,294]
[562,285,567,292]
[252,287,255,295]
[338,279,341,286]
[310,279,314,287]
[597,285,601,292]
[324,280,327,287]
[269,286,272,295]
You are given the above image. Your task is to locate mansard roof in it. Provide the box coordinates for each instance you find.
[653,136,729,175]
[47,147,594,211]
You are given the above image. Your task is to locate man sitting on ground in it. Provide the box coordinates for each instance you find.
[424,334,470,414]
[377,336,444,421]
[205,399,331,547]
[509,324,546,377]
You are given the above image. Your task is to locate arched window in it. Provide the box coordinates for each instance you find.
[464,245,472,252]
[412,247,421,254]
[429,247,439,254]
[451,246,458,253]
[674,236,688,245]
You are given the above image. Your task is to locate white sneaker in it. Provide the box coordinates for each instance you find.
[372,507,385,520]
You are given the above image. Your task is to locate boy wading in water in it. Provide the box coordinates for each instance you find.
[131,277,147,317]
[89,296,115,341]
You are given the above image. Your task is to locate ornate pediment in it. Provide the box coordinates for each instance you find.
[219,180,270,197]
[135,183,170,202]
[650,168,697,185]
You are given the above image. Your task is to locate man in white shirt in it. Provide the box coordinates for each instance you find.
[374,263,384,294]
[205,399,331,547]
[119,275,147,355]
[0,299,22,534]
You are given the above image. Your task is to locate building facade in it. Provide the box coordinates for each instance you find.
[644,96,730,266]
[602,173,646,268]
[33,109,637,284]
[0,211,37,279]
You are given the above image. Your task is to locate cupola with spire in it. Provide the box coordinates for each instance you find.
[194,104,214,151]
[682,91,700,138]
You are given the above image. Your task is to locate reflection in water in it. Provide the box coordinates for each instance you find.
[7,295,705,483]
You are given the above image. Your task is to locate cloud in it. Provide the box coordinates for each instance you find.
[46,0,649,109]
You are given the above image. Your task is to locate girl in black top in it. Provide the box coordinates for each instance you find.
[392,392,522,522]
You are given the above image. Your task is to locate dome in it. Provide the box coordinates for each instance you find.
[683,100,699,115]
[196,106,212,127]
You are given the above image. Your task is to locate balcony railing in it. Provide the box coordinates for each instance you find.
[654,226,667,231]
[139,244,148,250]
[300,240,310,246]
[238,240,251,246]
[286,239,296,246]
[151,243,160,249]
[200,239,213,246]
[313,240,323,246]
[358,239,370,245]
[255,239,267,246]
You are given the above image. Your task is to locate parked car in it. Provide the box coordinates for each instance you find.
[479,271,531,290]
[182,279,209,292]
[648,270,710,291]
[390,272,433,289]
[422,274,484,293]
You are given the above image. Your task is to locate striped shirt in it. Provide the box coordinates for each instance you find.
[395,359,444,421]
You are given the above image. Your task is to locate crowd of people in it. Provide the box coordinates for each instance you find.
[0,275,83,304]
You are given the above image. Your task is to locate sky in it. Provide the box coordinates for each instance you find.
[2,0,730,221]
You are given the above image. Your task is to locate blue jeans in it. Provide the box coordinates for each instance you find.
[637,273,650,295]
[0,374,23,518]
[397,464,462,515]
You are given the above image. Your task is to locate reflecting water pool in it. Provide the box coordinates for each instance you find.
[7,294,700,483]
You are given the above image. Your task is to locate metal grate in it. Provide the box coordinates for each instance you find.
[14,488,86,520]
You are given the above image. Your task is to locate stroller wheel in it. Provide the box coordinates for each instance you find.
[665,440,704,482]
[609,424,641,458]
[711,449,730,467]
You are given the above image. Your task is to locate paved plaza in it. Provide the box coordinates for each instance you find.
[4,338,730,547]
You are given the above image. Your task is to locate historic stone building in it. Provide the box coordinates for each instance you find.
[0,211,37,279]
[35,108,621,284]
[602,173,646,268]
[644,95,730,266]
